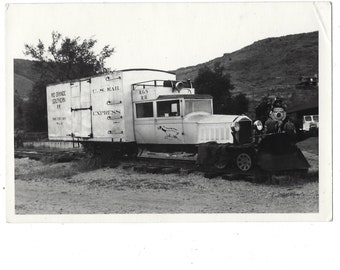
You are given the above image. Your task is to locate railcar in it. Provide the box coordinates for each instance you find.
[46,69,309,172]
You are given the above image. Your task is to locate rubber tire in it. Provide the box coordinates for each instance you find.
[236,152,252,172]
[214,160,228,170]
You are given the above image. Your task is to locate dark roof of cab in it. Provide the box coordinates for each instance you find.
[157,94,212,100]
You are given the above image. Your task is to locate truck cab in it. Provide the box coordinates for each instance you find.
[132,80,252,146]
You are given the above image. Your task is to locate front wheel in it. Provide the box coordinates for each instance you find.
[236,152,252,172]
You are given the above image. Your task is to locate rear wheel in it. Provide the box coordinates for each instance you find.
[214,160,228,170]
[236,152,252,172]
[213,154,230,170]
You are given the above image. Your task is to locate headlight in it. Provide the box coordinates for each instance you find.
[254,120,263,131]
[175,81,183,91]
[231,121,240,132]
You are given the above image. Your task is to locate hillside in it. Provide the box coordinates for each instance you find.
[14,31,318,109]
[14,59,42,99]
[14,59,64,100]
[14,73,35,100]
[175,31,318,109]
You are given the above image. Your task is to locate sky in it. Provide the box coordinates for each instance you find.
[6,2,325,71]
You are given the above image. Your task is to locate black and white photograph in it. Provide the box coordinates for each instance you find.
[5,2,332,221]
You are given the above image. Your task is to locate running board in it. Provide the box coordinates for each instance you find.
[137,149,197,161]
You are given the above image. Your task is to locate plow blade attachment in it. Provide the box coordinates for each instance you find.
[257,134,310,172]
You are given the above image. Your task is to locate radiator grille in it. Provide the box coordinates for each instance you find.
[238,119,252,143]
[199,125,230,143]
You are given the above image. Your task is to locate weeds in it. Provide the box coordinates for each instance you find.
[75,157,111,171]
[86,175,194,191]
[15,159,80,180]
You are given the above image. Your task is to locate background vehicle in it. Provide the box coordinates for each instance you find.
[302,115,319,133]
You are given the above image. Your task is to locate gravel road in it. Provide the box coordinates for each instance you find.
[15,151,318,214]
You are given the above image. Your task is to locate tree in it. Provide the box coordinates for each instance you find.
[194,62,234,114]
[225,93,249,115]
[233,93,249,114]
[24,31,114,81]
[255,95,272,123]
[24,80,48,132]
[193,63,249,115]
[23,31,114,131]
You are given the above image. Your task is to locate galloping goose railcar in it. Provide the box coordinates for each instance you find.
[46,69,260,171]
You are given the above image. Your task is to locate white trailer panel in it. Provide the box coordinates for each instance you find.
[70,80,92,138]
[46,82,72,140]
[90,73,125,141]
[46,69,176,142]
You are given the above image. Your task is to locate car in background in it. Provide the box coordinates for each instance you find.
[303,115,319,135]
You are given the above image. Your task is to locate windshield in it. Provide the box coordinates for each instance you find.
[304,116,312,122]
[313,115,319,122]
[185,99,212,115]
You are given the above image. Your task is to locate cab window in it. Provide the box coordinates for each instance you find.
[304,116,312,122]
[184,99,212,115]
[157,100,180,117]
[136,102,153,118]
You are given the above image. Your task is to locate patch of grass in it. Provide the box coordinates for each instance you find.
[75,157,109,171]
[16,155,118,181]
[40,151,86,164]
[15,161,81,180]
[86,175,194,191]
[301,170,319,182]
[40,155,58,164]
[297,137,319,155]
[41,164,80,179]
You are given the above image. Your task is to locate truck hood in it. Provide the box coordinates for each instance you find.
[184,112,250,124]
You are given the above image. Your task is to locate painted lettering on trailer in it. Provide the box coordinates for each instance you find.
[52,116,66,126]
[132,88,158,101]
[139,89,148,100]
[52,117,66,121]
[51,90,66,105]
[92,85,120,94]
[92,110,121,116]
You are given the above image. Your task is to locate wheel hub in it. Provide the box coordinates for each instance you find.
[236,153,252,172]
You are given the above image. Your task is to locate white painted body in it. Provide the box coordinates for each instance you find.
[135,110,247,145]
[47,70,175,142]
[47,69,251,145]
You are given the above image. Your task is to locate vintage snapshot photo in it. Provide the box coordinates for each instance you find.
[5,2,332,222]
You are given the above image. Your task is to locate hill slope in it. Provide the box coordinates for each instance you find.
[14,59,43,99]
[14,73,35,100]
[14,59,64,100]
[175,31,318,108]
[14,31,318,109]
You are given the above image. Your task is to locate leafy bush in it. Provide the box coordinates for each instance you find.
[22,31,114,132]
[193,63,249,115]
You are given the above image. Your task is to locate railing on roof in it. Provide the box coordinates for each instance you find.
[132,80,192,90]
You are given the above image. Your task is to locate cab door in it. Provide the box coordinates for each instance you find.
[70,79,92,138]
[155,99,184,144]
[133,101,156,144]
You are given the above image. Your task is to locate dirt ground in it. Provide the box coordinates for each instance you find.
[14,137,319,214]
